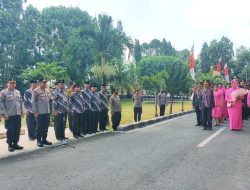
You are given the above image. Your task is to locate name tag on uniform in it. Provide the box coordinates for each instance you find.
[7,95,14,101]
[40,93,45,101]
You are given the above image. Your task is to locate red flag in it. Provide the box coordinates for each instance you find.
[216,57,222,76]
[189,44,195,80]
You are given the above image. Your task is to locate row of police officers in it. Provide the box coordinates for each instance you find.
[0,78,122,152]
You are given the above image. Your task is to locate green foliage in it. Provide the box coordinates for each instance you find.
[139,56,191,95]
[134,39,142,64]
[141,39,177,57]
[22,62,68,82]
[234,46,250,79]
[200,42,210,73]
[109,59,135,94]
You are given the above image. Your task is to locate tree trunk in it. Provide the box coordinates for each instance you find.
[181,94,184,112]
[155,90,158,117]
[169,95,173,114]
[100,52,106,84]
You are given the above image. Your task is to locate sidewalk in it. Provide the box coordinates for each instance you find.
[0,125,112,159]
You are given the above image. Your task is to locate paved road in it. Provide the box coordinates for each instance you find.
[0,114,250,190]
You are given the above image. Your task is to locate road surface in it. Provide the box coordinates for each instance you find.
[0,114,250,190]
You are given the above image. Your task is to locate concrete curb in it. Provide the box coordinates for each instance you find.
[0,132,114,160]
[117,110,195,131]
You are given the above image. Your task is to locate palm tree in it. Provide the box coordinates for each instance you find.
[110,59,133,95]
[85,14,134,84]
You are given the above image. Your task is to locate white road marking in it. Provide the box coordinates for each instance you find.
[197,127,226,148]
[125,114,192,134]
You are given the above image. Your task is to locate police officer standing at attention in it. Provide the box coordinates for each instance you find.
[69,83,85,138]
[51,80,69,141]
[81,81,93,135]
[32,78,52,147]
[132,89,143,122]
[99,83,109,132]
[67,82,75,133]
[91,84,101,133]
[0,79,24,152]
[109,89,122,131]
[157,90,168,116]
[24,80,37,140]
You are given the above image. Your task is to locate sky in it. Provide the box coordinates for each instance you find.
[25,0,250,57]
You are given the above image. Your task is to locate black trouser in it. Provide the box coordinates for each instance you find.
[68,112,73,132]
[134,107,142,122]
[195,106,202,125]
[112,112,121,131]
[84,110,92,134]
[26,113,36,139]
[160,105,166,116]
[242,106,248,120]
[54,112,67,139]
[202,107,212,129]
[91,111,100,133]
[72,113,83,136]
[99,109,109,131]
[5,115,21,145]
[36,113,50,142]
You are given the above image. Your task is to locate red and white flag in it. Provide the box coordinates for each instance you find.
[189,44,195,80]
[216,57,222,77]
[224,63,229,82]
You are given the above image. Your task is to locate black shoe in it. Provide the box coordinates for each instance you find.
[78,134,84,138]
[64,137,69,139]
[96,130,100,133]
[42,140,52,145]
[73,135,79,139]
[29,137,36,141]
[8,145,15,152]
[202,128,207,130]
[195,124,201,126]
[13,144,24,150]
[37,141,43,147]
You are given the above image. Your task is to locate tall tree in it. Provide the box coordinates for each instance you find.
[200,42,210,73]
[134,39,142,64]
[0,0,24,88]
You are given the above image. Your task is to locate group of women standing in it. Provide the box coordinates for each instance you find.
[194,78,250,131]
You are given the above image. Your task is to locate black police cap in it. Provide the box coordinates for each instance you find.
[57,80,64,84]
[30,79,37,84]
[38,78,48,83]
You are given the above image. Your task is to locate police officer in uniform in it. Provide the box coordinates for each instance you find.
[91,84,101,133]
[51,80,69,141]
[132,89,143,122]
[109,89,122,131]
[99,83,109,131]
[32,78,52,147]
[0,79,24,152]
[67,82,75,133]
[157,90,168,116]
[69,83,85,138]
[24,79,37,140]
[81,81,93,135]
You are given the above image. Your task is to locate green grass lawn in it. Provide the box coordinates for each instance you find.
[0,99,193,128]
[116,99,192,125]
